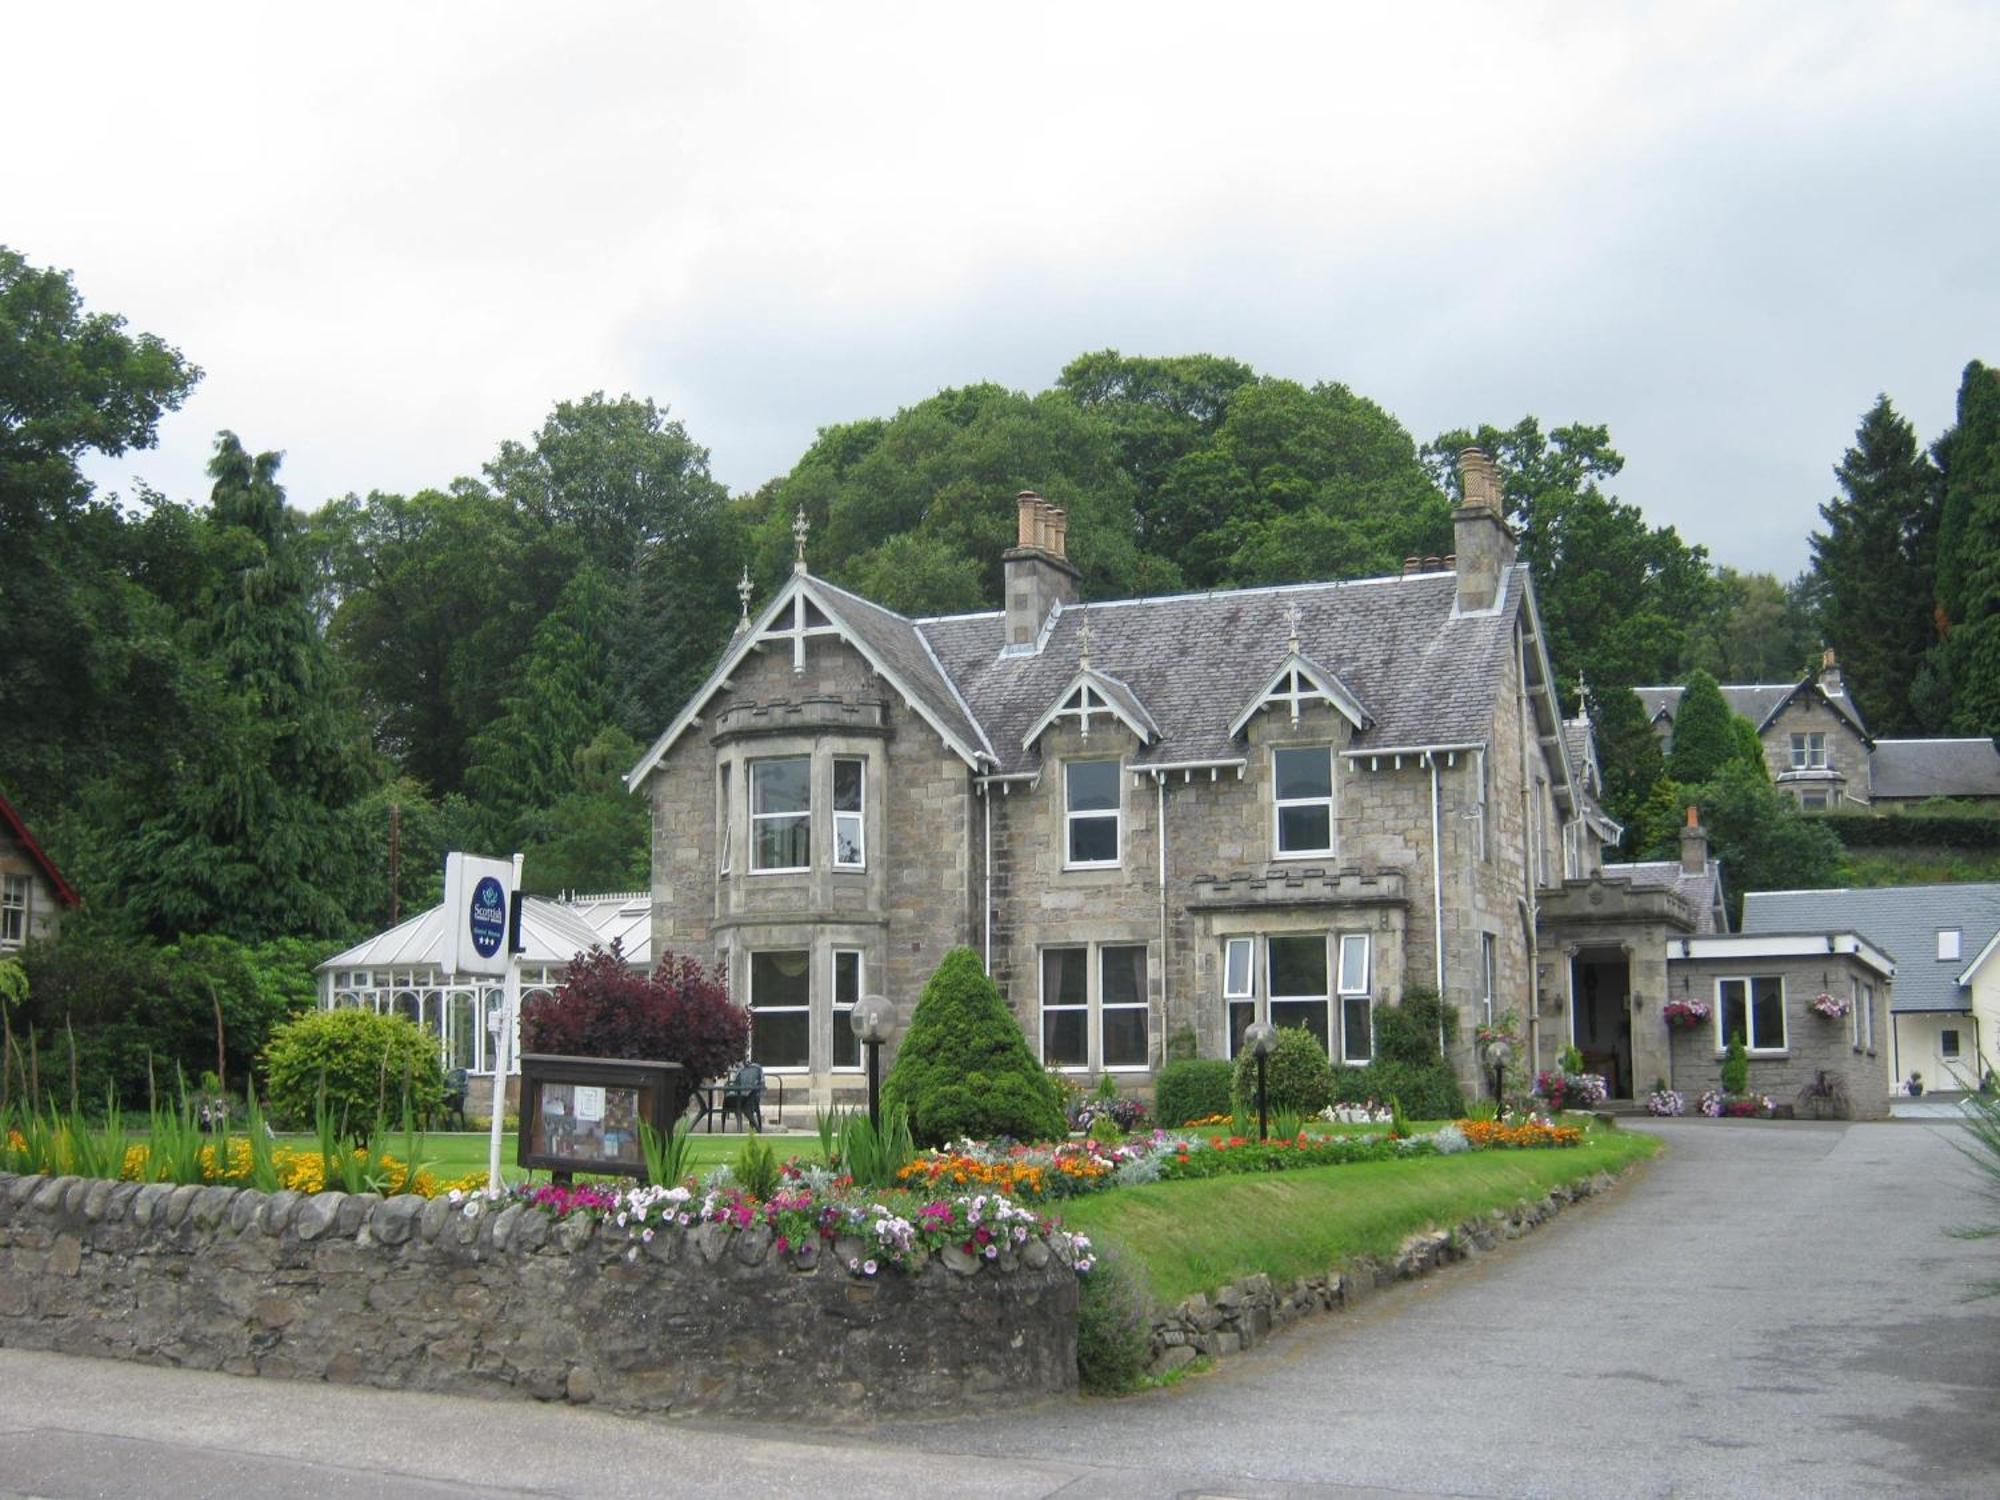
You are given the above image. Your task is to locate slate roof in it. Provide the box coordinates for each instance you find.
[919,566,1530,776]
[1870,739,2000,800]
[1600,859,1726,933]
[1635,679,1869,740]
[1741,883,2000,1013]
[810,577,992,760]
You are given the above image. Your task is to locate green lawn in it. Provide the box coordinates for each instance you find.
[1059,1126,1659,1305]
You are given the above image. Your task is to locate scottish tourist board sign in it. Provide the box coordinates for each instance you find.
[441,851,516,978]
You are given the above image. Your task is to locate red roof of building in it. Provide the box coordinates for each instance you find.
[0,792,81,908]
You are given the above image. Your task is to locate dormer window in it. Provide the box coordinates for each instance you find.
[1065,759,1121,867]
[1273,747,1334,857]
[750,757,811,872]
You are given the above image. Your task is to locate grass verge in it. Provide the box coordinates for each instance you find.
[1058,1126,1659,1307]
[271,1130,821,1183]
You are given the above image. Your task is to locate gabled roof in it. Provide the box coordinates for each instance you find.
[1742,882,2000,1013]
[1601,859,1726,933]
[0,792,81,908]
[1226,650,1372,739]
[1871,738,2000,800]
[317,896,610,974]
[1635,677,1870,743]
[1021,666,1160,750]
[627,573,992,789]
[920,566,1536,777]
[1561,717,1600,797]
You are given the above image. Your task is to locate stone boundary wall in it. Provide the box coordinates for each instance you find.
[0,1173,1078,1422]
[1146,1169,1623,1376]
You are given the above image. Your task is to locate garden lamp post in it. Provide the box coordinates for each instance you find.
[851,994,898,1130]
[1244,1022,1278,1142]
[1486,1039,1512,1107]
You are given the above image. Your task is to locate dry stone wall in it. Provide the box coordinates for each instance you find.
[0,1174,1079,1422]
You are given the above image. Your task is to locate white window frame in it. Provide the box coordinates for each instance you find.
[832,757,866,870]
[1789,731,1827,769]
[1862,980,1875,1051]
[1039,945,1091,1070]
[1225,936,1257,1059]
[1337,933,1372,1065]
[1064,759,1122,869]
[1938,928,1962,962]
[1099,945,1151,1072]
[747,949,812,1070]
[1715,975,1787,1055]
[717,763,732,875]
[831,948,863,1071]
[1267,934,1333,1059]
[1849,977,1861,1049]
[749,756,812,873]
[0,873,27,947]
[1480,932,1498,1022]
[1272,745,1335,859]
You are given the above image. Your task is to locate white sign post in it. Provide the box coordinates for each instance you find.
[443,851,522,1192]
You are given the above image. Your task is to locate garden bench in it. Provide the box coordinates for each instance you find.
[438,1068,469,1131]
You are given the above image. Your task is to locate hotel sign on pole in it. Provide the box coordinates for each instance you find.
[441,852,516,978]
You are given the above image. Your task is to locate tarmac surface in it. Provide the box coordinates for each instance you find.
[3,1118,1997,1499]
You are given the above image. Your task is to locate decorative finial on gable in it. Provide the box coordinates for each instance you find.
[1574,671,1590,721]
[735,566,754,634]
[1286,599,1301,658]
[1078,605,1092,672]
[792,505,810,574]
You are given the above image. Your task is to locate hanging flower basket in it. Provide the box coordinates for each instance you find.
[1662,998,1711,1031]
[1808,991,1850,1020]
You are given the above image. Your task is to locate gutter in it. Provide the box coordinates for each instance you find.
[1426,750,1446,1047]
[1155,771,1169,1065]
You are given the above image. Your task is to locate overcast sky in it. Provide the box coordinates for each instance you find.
[9,2,1996,577]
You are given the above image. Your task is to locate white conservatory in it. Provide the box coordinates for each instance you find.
[315,892,651,1091]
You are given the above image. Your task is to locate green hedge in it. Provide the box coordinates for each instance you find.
[1822,812,2000,851]
[1155,1059,1234,1126]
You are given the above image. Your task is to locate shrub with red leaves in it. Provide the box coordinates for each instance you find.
[521,946,747,1083]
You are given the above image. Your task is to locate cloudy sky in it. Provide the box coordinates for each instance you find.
[9,2,1995,576]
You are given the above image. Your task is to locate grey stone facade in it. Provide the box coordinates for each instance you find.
[630,471,1592,1104]
[1663,947,1891,1117]
[0,1173,1079,1421]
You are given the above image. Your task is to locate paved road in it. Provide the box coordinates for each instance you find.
[3,1120,1997,1499]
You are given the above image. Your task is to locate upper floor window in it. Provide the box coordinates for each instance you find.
[1938,928,1962,962]
[1717,976,1786,1054]
[1790,732,1827,769]
[717,764,732,874]
[832,757,865,869]
[0,874,26,946]
[1273,747,1334,857]
[750,757,811,872]
[1065,759,1121,867]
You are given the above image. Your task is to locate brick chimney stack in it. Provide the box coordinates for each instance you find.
[1680,804,1709,877]
[1003,490,1081,648]
[1453,447,1515,612]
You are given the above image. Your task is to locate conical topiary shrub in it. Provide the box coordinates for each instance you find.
[881,947,1068,1147]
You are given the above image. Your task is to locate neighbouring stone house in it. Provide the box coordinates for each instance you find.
[1743,882,2000,1094]
[626,450,1696,1107]
[0,792,80,952]
[1637,653,2000,810]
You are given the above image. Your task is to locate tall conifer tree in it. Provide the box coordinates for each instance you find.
[1929,362,2000,734]
[1666,670,1736,784]
[1808,396,1941,733]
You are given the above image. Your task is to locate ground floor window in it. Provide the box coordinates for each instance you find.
[1224,932,1372,1064]
[1040,942,1150,1071]
[831,949,863,1070]
[1942,1028,1962,1061]
[1716,975,1786,1053]
[750,950,811,1068]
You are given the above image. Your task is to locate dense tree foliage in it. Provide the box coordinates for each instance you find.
[1635,765,1845,925]
[1927,363,2000,735]
[1686,568,1818,685]
[1809,397,1942,734]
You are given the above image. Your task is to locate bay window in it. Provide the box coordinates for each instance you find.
[749,950,811,1067]
[1226,931,1372,1064]
[750,757,811,871]
[832,758,865,868]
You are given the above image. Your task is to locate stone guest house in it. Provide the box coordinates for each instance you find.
[628,455,1892,1111]
[630,451,1609,1098]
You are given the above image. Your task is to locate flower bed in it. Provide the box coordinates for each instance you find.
[482,1179,1094,1277]
[3,1131,489,1199]
[1533,1070,1608,1112]
[1698,1089,1776,1118]
[1457,1118,1582,1149]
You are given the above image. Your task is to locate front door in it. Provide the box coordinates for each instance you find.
[1571,951,1633,1100]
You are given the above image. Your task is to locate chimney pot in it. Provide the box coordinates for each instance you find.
[1016,491,1043,549]
[1003,490,1080,647]
[1452,446,1515,610]
[1403,555,1421,576]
